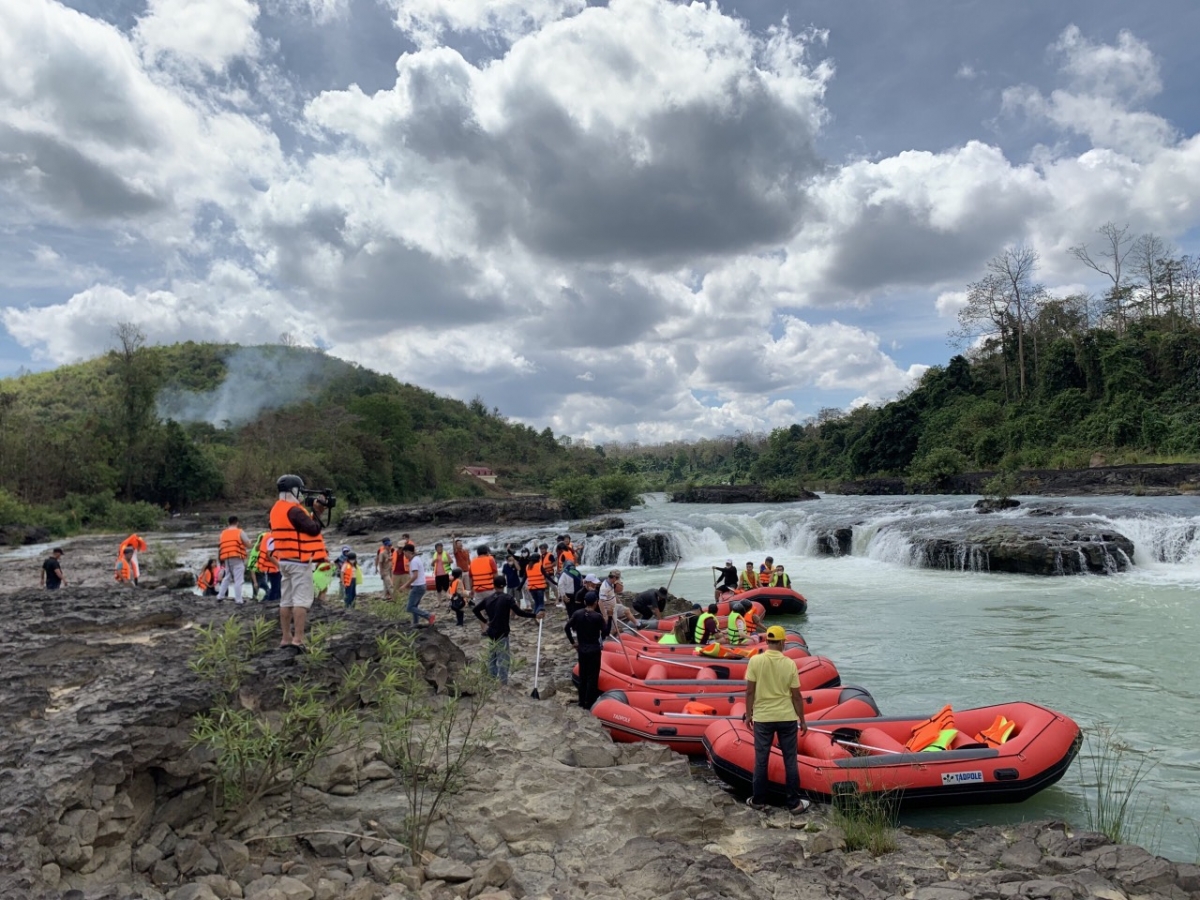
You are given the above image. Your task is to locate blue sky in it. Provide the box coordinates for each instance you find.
[2,0,1199,441]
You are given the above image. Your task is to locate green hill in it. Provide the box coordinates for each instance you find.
[0,341,619,531]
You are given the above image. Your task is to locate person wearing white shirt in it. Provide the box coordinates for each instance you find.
[399,546,434,626]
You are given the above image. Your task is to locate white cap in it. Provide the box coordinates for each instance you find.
[725,558,733,564]
[583,574,601,584]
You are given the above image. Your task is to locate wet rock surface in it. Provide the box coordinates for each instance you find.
[0,552,1195,900]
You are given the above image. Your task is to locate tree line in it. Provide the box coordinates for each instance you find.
[612,223,1200,488]
[0,336,626,534]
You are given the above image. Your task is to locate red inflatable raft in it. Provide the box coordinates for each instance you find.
[592,686,880,755]
[604,635,810,663]
[734,586,807,616]
[702,702,1081,808]
[653,601,768,632]
[588,652,842,695]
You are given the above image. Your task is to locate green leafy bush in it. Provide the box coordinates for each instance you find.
[552,475,598,516]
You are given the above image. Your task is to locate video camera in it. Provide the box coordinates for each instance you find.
[302,488,337,525]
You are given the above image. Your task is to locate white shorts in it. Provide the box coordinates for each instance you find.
[279,561,314,609]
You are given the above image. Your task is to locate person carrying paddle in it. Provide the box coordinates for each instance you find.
[565,591,611,709]
[744,624,810,813]
[712,558,738,600]
[474,575,543,685]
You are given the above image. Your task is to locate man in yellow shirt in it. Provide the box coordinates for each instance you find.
[744,625,810,812]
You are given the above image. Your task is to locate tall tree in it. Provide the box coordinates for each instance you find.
[110,323,161,501]
[987,245,1041,397]
[1131,232,1171,319]
[1070,222,1135,334]
[952,274,1015,401]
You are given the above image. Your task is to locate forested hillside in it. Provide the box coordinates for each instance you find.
[609,232,1200,488]
[0,336,623,531]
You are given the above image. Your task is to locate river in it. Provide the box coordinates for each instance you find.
[559,493,1200,860]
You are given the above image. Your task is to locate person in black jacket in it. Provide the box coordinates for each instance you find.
[565,591,612,709]
[473,575,543,685]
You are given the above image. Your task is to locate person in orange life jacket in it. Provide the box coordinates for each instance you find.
[452,538,472,592]
[330,545,352,601]
[253,531,281,603]
[117,534,148,583]
[744,625,809,813]
[375,538,395,597]
[115,546,137,584]
[537,543,558,603]
[770,565,792,588]
[469,546,499,603]
[431,541,453,599]
[474,575,543,685]
[758,556,774,586]
[270,474,328,649]
[739,561,757,591]
[391,534,412,597]
[197,558,219,596]
[713,558,738,599]
[216,515,252,604]
[565,590,611,710]
[398,545,434,626]
[342,551,358,608]
[523,551,549,614]
[447,568,467,626]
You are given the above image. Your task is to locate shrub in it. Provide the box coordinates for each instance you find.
[830,782,900,856]
[595,473,642,510]
[906,447,969,489]
[551,475,597,517]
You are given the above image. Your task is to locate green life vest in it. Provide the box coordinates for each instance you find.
[739,570,756,590]
[694,612,716,643]
[312,563,334,593]
[770,572,791,588]
[727,611,746,645]
[921,728,959,752]
[246,531,268,571]
[658,633,679,644]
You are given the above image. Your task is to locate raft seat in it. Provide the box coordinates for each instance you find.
[801,732,853,760]
[856,728,908,755]
[646,664,669,681]
[695,667,718,680]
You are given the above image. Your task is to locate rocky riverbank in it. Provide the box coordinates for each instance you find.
[1,582,1198,900]
[670,485,820,503]
[339,499,570,535]
[837,462,1200,497]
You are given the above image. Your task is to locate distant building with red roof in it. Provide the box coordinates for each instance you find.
[460,465,497,484]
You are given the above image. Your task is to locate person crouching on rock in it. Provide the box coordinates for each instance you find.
[566,591,611,709]
[197,559,219,596]
[474,575,543,686]
[115,545,138,586]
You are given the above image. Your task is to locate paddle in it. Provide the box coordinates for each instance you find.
[530,619,544,700]
[665,557,681,594]
[807,726,902,755]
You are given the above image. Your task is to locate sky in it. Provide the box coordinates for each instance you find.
[2,0,1200,443]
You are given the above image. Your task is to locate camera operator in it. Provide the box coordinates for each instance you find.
[270,474,329,649]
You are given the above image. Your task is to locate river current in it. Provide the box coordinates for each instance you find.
[561,493,1200,859]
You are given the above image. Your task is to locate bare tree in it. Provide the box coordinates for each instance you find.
[1070,223,1135,334]
[1131,232,1170,319]
[952,273,1016,402]
[1181,255,1200,325]
[987,245,1040,397]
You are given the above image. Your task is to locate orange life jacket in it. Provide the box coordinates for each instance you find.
[255,533,279,573]
[197,567,216,590]
[342,562,354,587]
[758,566,771,586]
[975,715,1017,748]
[558,548,576,572]
[119,534,147,555]
[115,557,134,582]
[218,526,246,561]
[524,557,547,590]
[682,701,718,715]
[470,555,497,593]
[269,499,328,563]
[905,705,956,752]
[448,577,461,597]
